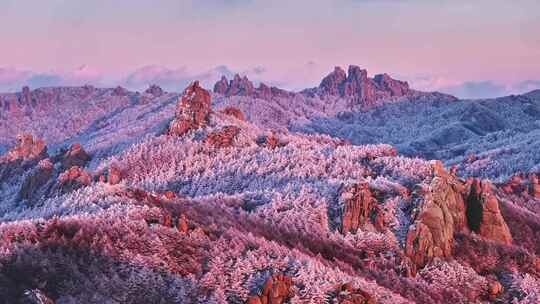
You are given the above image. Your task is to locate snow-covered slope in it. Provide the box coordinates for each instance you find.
[1,82,539,303]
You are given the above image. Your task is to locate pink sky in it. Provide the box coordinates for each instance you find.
[0,0,539,98]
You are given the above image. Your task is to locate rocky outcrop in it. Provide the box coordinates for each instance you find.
[406,161,512,272]
[247,274,294,304]
[340,182,380,234]
[501,173,540,198]
[319,67,347,96]
[0,134,48,182]
[56,166,92,193]
[465,179,512,245]
[256,134,287,149]
[530,174,540,198]
[18,159,54,202]
[144,84,164,97]
[61,143,91,170]
[314,65,411,108]
[332,283,376,304]
[107,166,124,185]
[205,126,241,148]
[213,75,293,100]
[405,161,467,271]
[169,81,212,136]
[3,134,48,163]
[220,106,246,121]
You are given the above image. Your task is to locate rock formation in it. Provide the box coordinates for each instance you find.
[256,134,287,149]
[61,143,91,170]
[340,182,380,234]
[315,65,411,108]
[3,134,48,162]
[247,274,294,304]
[332,283,376,304]
[465,179,512,245]
[220,106,246,121]
[144,84,164,97]
[205,126,241,149]
[406,161,513,272]
[213,75,292,100]
[56,166,92,193]
[18,159,54,202]
[529,174,540,198]
[169,81,212,136]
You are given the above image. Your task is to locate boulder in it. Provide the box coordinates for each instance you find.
[528,174,540,198]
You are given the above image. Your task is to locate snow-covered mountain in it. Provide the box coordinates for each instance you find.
[1,70,540,303]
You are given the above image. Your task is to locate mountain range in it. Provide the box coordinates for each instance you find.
[0,66,539,303]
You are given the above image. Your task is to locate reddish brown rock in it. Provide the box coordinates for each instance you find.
[465,179,512,245]
[405,161,468,272]
[316,65,410,108]
[319,66,347,96]
[178,214,189,233]
[112,86,129,96]
[341,182,378,234]
[108,166,124,185]
[528,174,540,198]
[57,166,92,193]
[4,134,48,162]
[169,81,212,136]
[220,106,246,121]
[256,134,287,149]
[61,143,91,170]
[213,75,293,100]
[486,279,503,301]
[333,283,376,304]
[205,126,241,148]
[247,274,294,304]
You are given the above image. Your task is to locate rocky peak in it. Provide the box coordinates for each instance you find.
[144,84,164,97]
[316,65,411,109]
[213,75,292,100]
[217,74,255,97]
[168,81,212,136]
[319,66,347,96]
[213,76,230,95]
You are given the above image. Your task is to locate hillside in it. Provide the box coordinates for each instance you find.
[0,82,539,303]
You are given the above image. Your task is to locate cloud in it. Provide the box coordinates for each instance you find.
[441,81,508,99]
[407,74,540,99]
[0,66,105,92]
[122,65,236,92]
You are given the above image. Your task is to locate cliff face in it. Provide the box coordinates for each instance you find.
[405,161,513,273]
